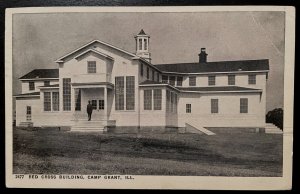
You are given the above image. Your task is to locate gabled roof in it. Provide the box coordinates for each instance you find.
[138,29,146,35]
[14,92,40,97]
[154,59,269,74]
[178,86,262,93]
[19,69,59,80]
[39,84,59,88]
[55,40,136,63]
[139,80,161,85]
[74,49,114,61]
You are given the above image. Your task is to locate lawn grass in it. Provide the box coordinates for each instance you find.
[13,127,283,176]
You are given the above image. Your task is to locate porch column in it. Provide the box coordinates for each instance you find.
[104,87,108,121]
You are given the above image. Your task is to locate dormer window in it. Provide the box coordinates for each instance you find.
[87,61,96,73]
[29,81,35,91]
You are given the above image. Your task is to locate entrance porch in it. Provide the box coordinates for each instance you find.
[70,83,113,132]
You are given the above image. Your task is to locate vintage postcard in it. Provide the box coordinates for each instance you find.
[5,6,294,189]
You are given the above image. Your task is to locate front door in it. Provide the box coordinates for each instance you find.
[88,99,105,120]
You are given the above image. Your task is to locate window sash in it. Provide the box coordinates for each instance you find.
[186,104,191,113]
[208,76,216,86]
[248,75,256,84]
[189,76,196,86]
[29,82,35,90]
[169,76,176,86]
[44,92,51,111]
[144,90,152,110]
[240,98,248,113]
[162,75,168,84]
[26,106,31,121]
[211,99,219,113]
[87,61,96,73]
[52,92,59,111]
[177,76,183,86]
[115,77,125,110]
[63,78,71,111]
[228,75,235,85]
[44,81,50,86]
[153,89,162,110]
[99,100,104,110]
[126,76,135,110]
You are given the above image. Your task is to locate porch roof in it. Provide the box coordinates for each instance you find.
[71,82,114,89]
[38,84,59,89]
[14,92,40,98]
[178,86,262,93]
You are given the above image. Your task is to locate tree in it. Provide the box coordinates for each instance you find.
[266,108,283,130]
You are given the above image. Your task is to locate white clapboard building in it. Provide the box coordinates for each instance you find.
[14,29,271,132]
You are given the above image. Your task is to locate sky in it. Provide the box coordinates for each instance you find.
[12,11,285,112]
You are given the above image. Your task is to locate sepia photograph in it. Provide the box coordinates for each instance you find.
[5,6,294,189]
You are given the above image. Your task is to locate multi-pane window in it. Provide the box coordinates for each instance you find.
[211,99,219,113]
[44,81,50,86]
[91,100,97,110]
[126,76,135,110]
[153,89,162,110]
[177,76,183,86]
[169,76,176,86]
[240,98,248,113]
[52,92,59,111]
[74,89,81,111]
[63,78,71,111]
[26,106,31,121]
[115,77,125,110]
[228,75,235,85]
[44,92,51,111]
[162,75,168,84]
[144,39,147,50]
[147,67,150,79]
[208,75,216,86]
[144,90,152,110]
[189,76,196,86]
[29,82,35,91]
[248,74,256,85]
[186,104,191,113]
[99,100,104,110]
[87,61,96,73]
[139,39,142,50]
[152,70,155,81]
[140,64,143,76]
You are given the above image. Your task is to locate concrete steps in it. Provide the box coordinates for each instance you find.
[265,123,283,134]
[71,120,106,132]
[185,122,216,135]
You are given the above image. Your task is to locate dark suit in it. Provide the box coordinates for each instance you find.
[87,104,93,121]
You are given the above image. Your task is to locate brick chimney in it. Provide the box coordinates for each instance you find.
[198,48,208,63]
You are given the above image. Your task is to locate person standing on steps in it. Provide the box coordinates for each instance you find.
[87,101,93,121]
